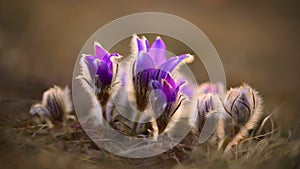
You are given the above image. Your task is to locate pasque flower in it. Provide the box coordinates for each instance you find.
[78,42,121,105]
[29,86,74,128]
[131,35,194,110]
[223,84,263,153]
[197,82,227,145]
[224,84,262,126]
[130,35,194,132]
[197,83,225,127]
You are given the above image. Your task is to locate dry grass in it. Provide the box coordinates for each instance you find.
[0,105,299,169]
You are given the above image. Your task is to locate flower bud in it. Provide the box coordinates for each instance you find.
[29,86,73,127]
[197,83,227,144]
[224,84,261,126]
[223,84,263,153]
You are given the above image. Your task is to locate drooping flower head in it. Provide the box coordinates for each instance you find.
[78,42,121,105]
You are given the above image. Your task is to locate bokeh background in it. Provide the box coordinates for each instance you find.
[0,0,299,168]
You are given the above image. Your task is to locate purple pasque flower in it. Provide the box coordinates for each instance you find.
[131,35,194,111]
[81,42,120,105]
[130,35,194,132]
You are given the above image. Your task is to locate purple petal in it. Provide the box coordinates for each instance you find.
[149,37,167,66]
[152,80,162,89]
[158,54,191,73]
[101,54,110,65]
[102,53,119,71]
[141,69,155,88]
[180,83,194,98]
[94,42,108,59]
[165,73,176,88]
[134,68,156,89]
[161,79,176,102]
[153,69,168,81]
[135,52,154,75]
[84,55,99,80]
[85,55,97,66]
[152,72,179,102]
[145,39,150,52]
[107,59,113,72]
[136,37,145,53]
[96,61,113,86]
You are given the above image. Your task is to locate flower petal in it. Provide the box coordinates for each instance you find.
[152,80,162,89]
[153,69,168,81]
[164,73,176,88]
[135,52,154,75]
[140,68,155,88]
[94,42,108,59]
[136,37,146,53]
[144,38,150,52]
[158,54,193,73]
[96,61,113,86]
[161,79,176,102]
[179,82,194,98]
[84,55,99,80]
[149,37,167,66]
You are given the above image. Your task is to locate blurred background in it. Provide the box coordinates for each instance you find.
[0,1,299,168]
[0,0,299,132]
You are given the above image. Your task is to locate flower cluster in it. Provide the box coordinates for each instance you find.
[76,35,264,153]
[197,83,263,151]
[77,35,194,138]
[27,33,267,159]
